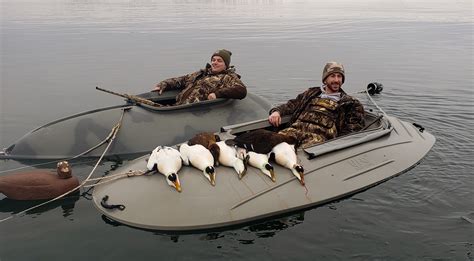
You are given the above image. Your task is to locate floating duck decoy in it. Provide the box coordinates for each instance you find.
[225,129,297,154]
[0,161,79,200]
[269,142,305,185]
[188,132,221,165]
[179,143,216,186]
[215,141,247,179]
[245,151,276,182]
[147,146,182,192]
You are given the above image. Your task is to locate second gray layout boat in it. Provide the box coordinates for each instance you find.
[1,89,272,160]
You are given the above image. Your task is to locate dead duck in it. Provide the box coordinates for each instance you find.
[147,146,182,192]
[0,161,79,200]
[269,142,305,185]
[246,151,276,182]
[188,132,221,165]
[215,141,247,179]
[179,143,216,186]
[225,129,298,154]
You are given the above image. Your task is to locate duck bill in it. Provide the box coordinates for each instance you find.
[174,181,182,192]
[297,172,305,185]
[209,173,216,186]
[238,169,247,180]
[269,169,276,182]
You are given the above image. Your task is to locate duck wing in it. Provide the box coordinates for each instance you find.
[226,129,296,154]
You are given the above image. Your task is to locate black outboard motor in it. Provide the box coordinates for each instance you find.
[367,82,384,95]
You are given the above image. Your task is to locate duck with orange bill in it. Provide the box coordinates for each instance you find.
[214,141,247,179]
[268,142,305,185]
[243,150,276,182]
[179,143,216,186]
[188,132,221,166]
[147,146,182,193]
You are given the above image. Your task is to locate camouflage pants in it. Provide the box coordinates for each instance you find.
[279,127,327,149]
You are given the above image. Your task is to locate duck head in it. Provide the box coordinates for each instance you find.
[238,154,249,179]
[204,166,216,186]
[291,164,305,185]
[263,163,276,182]
[166,173,182,192]
[235,158,248,180]
[57,161,72,179]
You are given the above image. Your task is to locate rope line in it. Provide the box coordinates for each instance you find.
[0,106,133,175]
[0,109,127,223]
[363,89,393,128]
[83,169,149,188]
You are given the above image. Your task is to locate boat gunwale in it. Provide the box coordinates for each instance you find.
[220,111,393,160]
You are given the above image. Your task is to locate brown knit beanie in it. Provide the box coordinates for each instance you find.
[322,62,345,83]
[211,49,232,68]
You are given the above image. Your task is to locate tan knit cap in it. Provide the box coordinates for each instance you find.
[322,62,345,83]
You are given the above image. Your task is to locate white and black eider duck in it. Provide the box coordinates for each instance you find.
[215,141,247,179]
[188,132,221,166]
[147,146,182,192]
[179,143,216,186]
[269,142,305,185]
[244,151,276,182]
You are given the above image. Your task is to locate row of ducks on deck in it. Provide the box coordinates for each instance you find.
[0,129,304,200]
[147,129,305,193]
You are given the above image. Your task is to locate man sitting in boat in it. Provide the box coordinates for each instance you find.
[152,49,247,105]
[268,61,365,148]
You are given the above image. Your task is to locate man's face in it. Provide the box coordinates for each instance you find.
[324,72,343,93]
[211,56,226,73]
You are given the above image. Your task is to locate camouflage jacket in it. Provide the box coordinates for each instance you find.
[156,64,247,105]
[270,87,365,144]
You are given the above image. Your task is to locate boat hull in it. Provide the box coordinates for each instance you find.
[92,116,435,231]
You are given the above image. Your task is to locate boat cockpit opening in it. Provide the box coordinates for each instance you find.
[135,90,235,111]
[221,91,393,160]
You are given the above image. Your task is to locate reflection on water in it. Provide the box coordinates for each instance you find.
[244,212,305,239]
[143,211,306,244]
[0,191,80,217]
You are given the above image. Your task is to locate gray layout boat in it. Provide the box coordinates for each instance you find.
[92,107,435,231]
[1,90,271,160]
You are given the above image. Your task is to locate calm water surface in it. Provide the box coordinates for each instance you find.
[1,0,473,260]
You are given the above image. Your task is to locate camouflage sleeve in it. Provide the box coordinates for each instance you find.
[269,89,308,116]
[337,97,365,136]
[155,73,191,92]
[214,74,247,99]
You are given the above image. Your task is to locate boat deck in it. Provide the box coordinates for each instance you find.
[92,114,435,231]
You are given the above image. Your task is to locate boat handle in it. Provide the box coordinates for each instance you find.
[412,123,425,133]
[101,195,126,211]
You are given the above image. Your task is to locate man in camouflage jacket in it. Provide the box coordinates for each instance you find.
[268,62,365,148]
[153,49,247,105]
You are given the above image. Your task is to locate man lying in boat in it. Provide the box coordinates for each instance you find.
[152,49,247,105]
[268,61,365,148]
